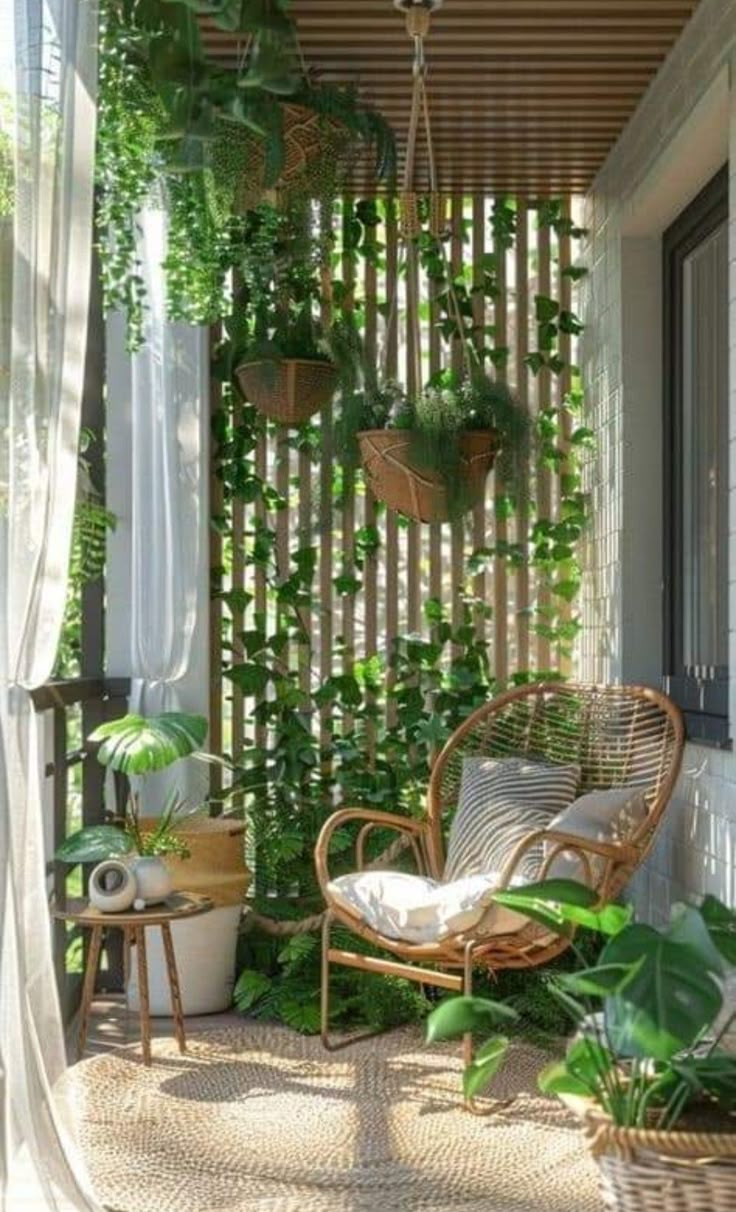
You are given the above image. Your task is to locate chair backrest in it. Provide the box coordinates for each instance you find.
[427,682,685,878]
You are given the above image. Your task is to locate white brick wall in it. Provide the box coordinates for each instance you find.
[579,0,736,920]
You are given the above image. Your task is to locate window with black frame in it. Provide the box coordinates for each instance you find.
[663,165,729,745]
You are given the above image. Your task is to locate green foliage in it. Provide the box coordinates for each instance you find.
[55,430,117,679]
[0,91,14,218]
[88,711,208,774]
[428,881,736,1132]
[426,996,519,1041]
[95,0,396,343]
[55,824,135,864]
[224,199,362,399]
[236,915,430,1035]
[55,793,196,862]
[56,711,209,864]
[213,196,591,1032]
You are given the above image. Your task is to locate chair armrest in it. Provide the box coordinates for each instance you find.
[315,808,428,895]
[497,827,640,892]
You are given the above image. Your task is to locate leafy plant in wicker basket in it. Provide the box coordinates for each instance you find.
[229,199,362,425]
[339,366,530,523]
[428,879,736,1212]
[55,713,211,864]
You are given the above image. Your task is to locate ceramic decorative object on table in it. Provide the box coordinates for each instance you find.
[130,855,173,905]
[88,859,138,913]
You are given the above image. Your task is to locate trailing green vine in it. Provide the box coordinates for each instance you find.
[95,0,396,346]
[211,195,592,1034]
[55,431,117,678]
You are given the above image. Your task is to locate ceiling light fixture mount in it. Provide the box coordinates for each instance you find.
[393,0,443,10]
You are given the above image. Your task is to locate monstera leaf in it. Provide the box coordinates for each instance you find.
[601,922,723,1060]
[55,824,134,864]
[88,712,208,775]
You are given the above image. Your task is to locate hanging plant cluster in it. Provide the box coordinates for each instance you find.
[345,372,524,524]
[210,192,592,1034]
[96,0,396,347]
[332,5,530,524]
[216,198,362,425]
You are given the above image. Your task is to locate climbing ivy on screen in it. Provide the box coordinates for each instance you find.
[212,197,591,1034]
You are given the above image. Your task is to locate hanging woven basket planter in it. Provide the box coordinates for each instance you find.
[358,428,499,524]
[233,104,348,212]
[236,357,337,426]
[572,1101,736,1212]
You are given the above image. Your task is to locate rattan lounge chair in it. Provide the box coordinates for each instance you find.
[315,682,685,1071]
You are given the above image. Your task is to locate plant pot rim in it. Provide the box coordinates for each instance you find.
[237,355,335,370]
[357,427,499,439]
[560,1093,736,1158]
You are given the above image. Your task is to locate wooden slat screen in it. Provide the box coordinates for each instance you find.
[211,194,582,785]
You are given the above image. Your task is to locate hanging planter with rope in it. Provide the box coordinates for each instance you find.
[236,356,338,426]
[353,0,525,524]
[215,21,397,213]
[231,194,361,428]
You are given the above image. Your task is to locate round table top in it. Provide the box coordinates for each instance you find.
[53,891,214,927]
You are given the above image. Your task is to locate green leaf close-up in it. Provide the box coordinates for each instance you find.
[89,712,209,775]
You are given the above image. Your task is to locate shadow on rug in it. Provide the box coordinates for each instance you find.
[67,1023,602,1212]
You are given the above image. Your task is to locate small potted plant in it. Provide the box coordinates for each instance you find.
[55,711,209,903]
[427,879,736,1212]
[339,368,529,523]
[231,201,361,425]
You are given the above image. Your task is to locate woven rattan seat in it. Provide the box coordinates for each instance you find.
[315,682,685,1074]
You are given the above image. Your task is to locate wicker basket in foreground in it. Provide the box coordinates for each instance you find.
[357,428,499,523]
[581,1109,736,1212]
[236,358,337,426]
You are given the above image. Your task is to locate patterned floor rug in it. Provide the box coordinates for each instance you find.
[68,1023,602,1212]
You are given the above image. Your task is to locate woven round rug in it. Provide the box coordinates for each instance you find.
[67,1023,602,1212]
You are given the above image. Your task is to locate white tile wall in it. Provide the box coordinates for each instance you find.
[579,0,736,917]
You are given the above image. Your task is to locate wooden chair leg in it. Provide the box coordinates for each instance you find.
[135,926,152,1065]
[320,911,390,1053]
[123,926,131,990]
[161,922,186,1054]
[77,925,104,1061]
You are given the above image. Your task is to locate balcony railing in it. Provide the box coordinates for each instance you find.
[31,676,130,1021]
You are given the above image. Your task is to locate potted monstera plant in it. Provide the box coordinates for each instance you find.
[55,711,209,902]
[338,368,529,523]
[57,711,250,1015]
[427,879,736,1212]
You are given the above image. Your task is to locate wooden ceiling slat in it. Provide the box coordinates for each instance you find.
[199,0,701,192]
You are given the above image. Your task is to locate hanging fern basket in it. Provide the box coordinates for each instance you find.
[236,357,338,426]
[358,429,499,524]
[234,104,347,210]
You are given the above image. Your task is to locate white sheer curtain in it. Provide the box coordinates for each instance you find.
[0,0,104,1208]
[127,207,207,810]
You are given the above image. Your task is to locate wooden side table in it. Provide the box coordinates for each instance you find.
[54,891,213,1065]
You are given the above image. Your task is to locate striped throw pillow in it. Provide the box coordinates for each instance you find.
[443,755,581,882]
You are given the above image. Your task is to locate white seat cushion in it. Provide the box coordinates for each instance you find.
[327,870,530,944]
[444,755,581,882]
[544,786,648,882]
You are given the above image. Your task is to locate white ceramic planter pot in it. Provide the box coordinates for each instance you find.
[127,904,242,1015]
[130,855,172,905]
[126,817,250,1015]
